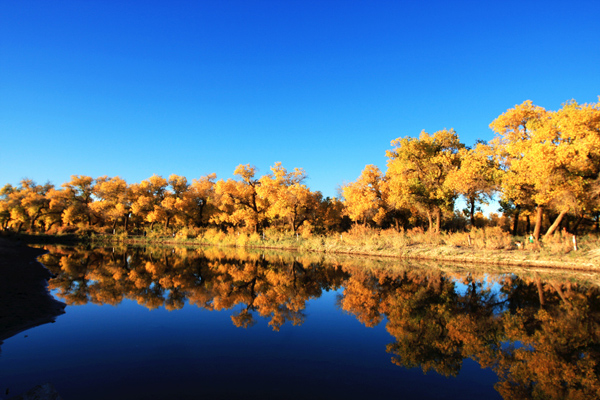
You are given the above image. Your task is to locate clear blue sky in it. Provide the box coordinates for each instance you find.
[2,0,599,199]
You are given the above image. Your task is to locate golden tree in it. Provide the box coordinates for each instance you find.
[184,173,217,227]
[491,99,600,241]
[130,174,169,231]
[384,129,464,232]
[0,179,55,232]
[258,162,317,233]
[91,176,131,231]
[213,164,269,232]
[341,164,387,226]
[446,142,499,227]
[60,175,95,227]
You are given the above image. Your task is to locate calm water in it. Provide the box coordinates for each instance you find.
[1,246,599,399]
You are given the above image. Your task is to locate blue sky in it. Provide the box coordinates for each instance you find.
[1,0,599,199]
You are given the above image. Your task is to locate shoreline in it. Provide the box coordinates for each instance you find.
[0,238,66,346]
[11,232,598,272]
[116,237,599,272]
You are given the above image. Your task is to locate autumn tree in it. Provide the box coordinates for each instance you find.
[213,164,269,233]
[491,99,600,241]
[446,142,499,227]
[0,183,25,231]
[185,173,217,227]
[0,184,12,229]
[163,174,190,229]
[130,175,169,231]
[258,162,318,233]
[0,179,54,232]
[384,129,464,232]
[314,195,347,233]
[91,176,131,231]
[341,164,387,226]
[542,99,600,237]
[60,175,96,227]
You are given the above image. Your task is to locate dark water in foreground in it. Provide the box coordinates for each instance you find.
[1,246,599,399]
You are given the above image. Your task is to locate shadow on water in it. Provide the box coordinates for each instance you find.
[9,243,600,399]
[0,240,65,353]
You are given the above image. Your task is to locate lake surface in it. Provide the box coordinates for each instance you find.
[1,245,599,399]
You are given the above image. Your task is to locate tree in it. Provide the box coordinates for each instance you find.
[258,162,317,233]
[384,129,464,232]
[0,179,54,232]
[185,173,217,227]
[213,164,269,233]
[61,175,95,227]
[91,176,131,231]
[0,184,13,229]
[341,164,387,226]
[491,101,549,241]
[314,195,347,233]
[491,99,600,241]
[130,175,169,231]
[446,142,499,227]
[19,179,54,231]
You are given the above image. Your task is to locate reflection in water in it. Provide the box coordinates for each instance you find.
[39,246,600,400]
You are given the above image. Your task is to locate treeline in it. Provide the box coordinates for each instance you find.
[1,99,599,239]
[0,163,346,236]
[342,99,600,240]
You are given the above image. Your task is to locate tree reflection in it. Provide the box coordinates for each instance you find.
[40,246,347,331]
[338,263,600,399]
[39,246,600,399]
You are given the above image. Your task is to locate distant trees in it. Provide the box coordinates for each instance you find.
[0,164,340,235]
[1,98,599,238]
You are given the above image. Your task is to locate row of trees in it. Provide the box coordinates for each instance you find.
[0,163,345,235]
[342,99,600,240]
[2,99,599,238]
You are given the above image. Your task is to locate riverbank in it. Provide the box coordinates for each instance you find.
[0,238,66,347]
[7,227,600,271]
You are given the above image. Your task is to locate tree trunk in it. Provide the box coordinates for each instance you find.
[512,206,521,236]
[543,209,568,240]
[469,197,476,227]
[533,206,543,242]
[434,208,441,233]
[535,275,545,308]
[426,211,433,232]
[290,215,297,234]
[525,214,531,234]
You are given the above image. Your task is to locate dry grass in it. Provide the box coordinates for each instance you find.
[30,222,599,269]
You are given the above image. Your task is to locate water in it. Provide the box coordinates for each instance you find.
[1,245,599,399]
